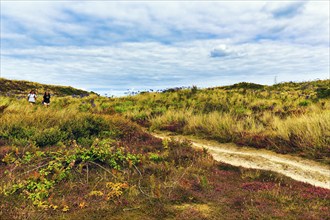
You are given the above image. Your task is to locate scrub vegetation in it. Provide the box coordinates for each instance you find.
[0,79,329,219]
[111,80,330,163]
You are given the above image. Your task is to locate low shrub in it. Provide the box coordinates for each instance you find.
[61,115,112,143]
[316,87,330,99]
[7,125,35,140]
[33,127,66,147]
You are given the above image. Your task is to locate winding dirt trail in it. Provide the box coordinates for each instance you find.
[153,133,330,189]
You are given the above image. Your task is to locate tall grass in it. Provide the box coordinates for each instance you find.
[274,112,330,153]
[149,108,330,161]
[126,80,330,162]
[1,80,329,161]
[0,96,140,147]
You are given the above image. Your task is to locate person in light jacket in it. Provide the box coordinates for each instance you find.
[27,90,37,105]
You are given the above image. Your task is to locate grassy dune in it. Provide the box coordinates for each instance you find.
[0,78,91,97]
[101,80,330,162]
[0,79,329,219]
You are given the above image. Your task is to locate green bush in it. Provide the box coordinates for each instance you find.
[61,115,110,141]
[79,103,91,112]
[5,125,35,140]
[316,87,330,99]
[149,153,164,162]
[59,115,121,146]
[114,106,127,113]
[191,85,198,94]
[61,118,88,140]
[76,137,94,147]
[33,127,66,147]
[298,100,310,107]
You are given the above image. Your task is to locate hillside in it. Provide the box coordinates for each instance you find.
[0,78,91,97]
[0,79,329,219]
[104,79,330,163]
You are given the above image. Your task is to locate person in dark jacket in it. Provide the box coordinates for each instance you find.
[43,91,51,107]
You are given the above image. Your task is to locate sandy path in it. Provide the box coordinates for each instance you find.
[153,133,330,189]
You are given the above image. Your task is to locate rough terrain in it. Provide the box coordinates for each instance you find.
[154,133,330,189]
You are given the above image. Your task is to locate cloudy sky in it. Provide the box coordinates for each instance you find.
[1,1,329,95]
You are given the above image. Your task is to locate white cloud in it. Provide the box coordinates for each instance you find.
[1,40,328,94]
[264,1,306,18]
[1,1,329,45]
[210,44,244,58]
[0,1,329,95]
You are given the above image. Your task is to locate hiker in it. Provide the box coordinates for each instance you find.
[43,91,51,107]
[27,90,37,104]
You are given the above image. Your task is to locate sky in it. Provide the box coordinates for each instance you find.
[1,0,329,96]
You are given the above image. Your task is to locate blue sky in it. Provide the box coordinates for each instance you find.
[0,1,329,96]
